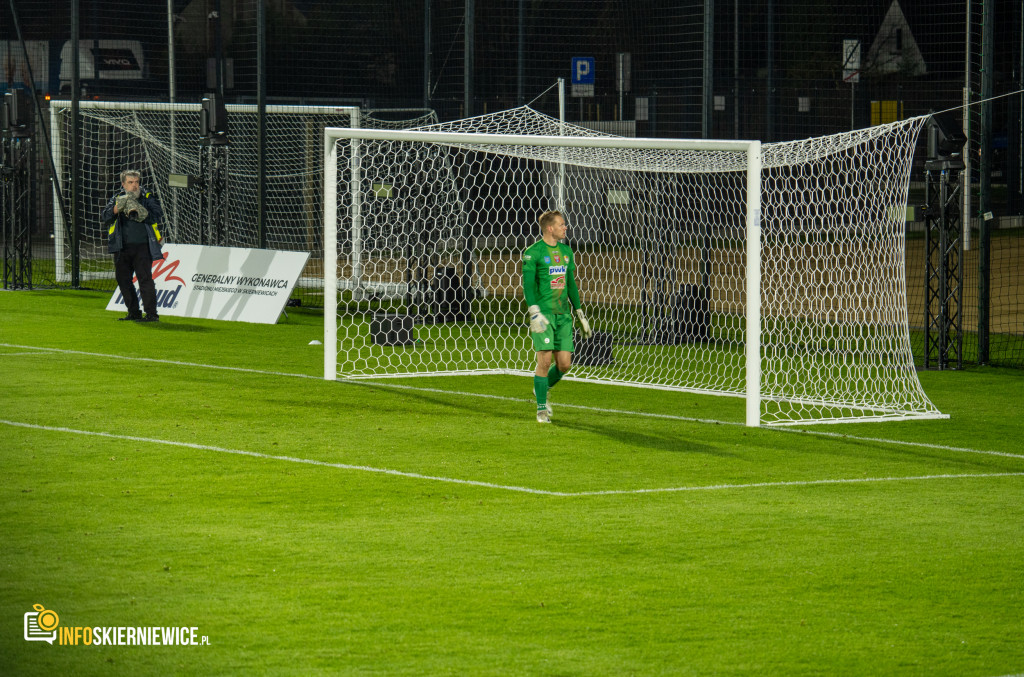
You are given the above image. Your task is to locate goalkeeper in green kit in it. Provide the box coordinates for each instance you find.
[522,210,592,423]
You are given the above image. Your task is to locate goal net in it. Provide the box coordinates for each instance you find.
[49,100,437,297]
[323,107,946,427]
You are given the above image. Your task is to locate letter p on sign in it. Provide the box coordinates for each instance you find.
[571,57,595,85]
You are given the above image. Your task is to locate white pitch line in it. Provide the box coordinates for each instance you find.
[0,343,733,427]
[0,343,322,380]
[3,342,1022,462]
[567,472,1024,497]
[776,428,1024,461]
[3,419,1023,498]
[0,419,564,496]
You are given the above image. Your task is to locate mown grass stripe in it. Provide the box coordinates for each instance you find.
[4,341,1022,462]
[4,419,1021,498]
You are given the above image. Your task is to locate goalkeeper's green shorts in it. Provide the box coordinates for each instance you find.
[531,313,575,352]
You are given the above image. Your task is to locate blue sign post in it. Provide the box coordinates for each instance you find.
[570,57,595,97]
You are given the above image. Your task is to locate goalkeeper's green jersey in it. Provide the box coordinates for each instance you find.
[522,239,580,316]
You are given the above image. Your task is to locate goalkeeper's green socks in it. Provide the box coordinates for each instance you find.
[533,375,549,411]
[548,365,563,388]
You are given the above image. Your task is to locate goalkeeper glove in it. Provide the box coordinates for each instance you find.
[574,308,593,339]
[528,305,550,333]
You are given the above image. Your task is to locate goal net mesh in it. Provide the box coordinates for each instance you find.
[332,107,943,426]
[49,101,437,296]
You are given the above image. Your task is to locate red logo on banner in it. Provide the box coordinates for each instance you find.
[134,253,187,286]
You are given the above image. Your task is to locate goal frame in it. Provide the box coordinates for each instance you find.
[49,100,437,293]
[49,100,363,284]
[322,127,764,427]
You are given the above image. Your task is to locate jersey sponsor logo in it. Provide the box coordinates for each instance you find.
[550,275,565,289]
[548,265,567,275]
[543,256,551,263]
[553,254,561,263]
[524,253,532,261]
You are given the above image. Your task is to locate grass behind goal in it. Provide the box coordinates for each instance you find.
[2,291,1023,676]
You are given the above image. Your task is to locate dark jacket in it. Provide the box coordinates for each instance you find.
[102,188,165,261]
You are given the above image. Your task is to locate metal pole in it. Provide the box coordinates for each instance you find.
[517,0,524,106]
[423,0,431,108]
[1019,2,1024,211]
[167,1,176,103]
[733,0,739,139]
[71,0,80,287]
[463,0,474,117]
[214,0,225,101]
[962,0,972,251]
[977,0,994,364]
[168,0,178,239]
[558,77,566,211]
[1018,1,1024,213]
[702,0,714,139]
[938,171,949,368]
[850,82,855,130]
[765,0,774,141]
[350,117,363,299]
[257,0,267,248]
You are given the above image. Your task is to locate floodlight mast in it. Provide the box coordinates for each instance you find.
[321,127,764,425]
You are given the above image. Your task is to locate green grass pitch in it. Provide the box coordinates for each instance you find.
[1,289,1023,675]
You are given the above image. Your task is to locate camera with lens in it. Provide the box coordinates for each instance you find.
[119,193,149,223]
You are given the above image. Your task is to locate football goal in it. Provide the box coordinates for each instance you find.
[322,108,946,427]
[49,100,437,293]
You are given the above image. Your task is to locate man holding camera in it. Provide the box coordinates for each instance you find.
[101,169,165,322]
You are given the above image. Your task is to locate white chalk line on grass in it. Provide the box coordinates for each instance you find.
[0,419,560,496]
[3,342,1023,463]
[3,419,1023,498]
[0,342,323,379]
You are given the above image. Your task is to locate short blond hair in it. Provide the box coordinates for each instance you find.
[538,210,564,234]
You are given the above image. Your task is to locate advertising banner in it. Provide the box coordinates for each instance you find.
[106,244,310,324]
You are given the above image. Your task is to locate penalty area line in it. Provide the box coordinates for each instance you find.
[2,419,1023,498]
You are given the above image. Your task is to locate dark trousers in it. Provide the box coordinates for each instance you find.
[114,243,157,317]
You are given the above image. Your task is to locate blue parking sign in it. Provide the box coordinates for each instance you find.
[571,57,595,85]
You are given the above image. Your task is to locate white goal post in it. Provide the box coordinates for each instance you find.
[321,113,946,427]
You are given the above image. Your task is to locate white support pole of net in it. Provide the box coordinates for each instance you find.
[558,77,567,210]
[50,104,66,282]
[323,131,339,381]
[350,116,364,300]
[745,141,762,427]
